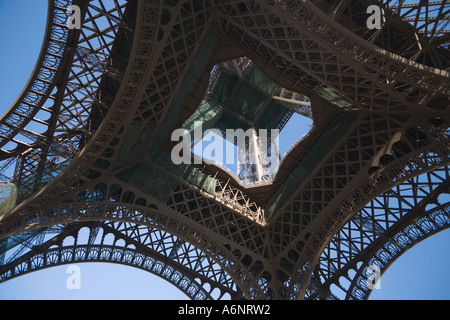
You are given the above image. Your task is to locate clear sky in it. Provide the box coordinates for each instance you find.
[0,0,448,300]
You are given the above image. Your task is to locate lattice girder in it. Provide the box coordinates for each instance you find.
[0,221,240,300]
[0,0,449,300]
[310,165,449,300]
[215,0,450,112]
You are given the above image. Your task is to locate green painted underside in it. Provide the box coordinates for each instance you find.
[114,23,221,202]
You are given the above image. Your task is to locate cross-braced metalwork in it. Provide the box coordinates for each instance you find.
[0,0,449,300]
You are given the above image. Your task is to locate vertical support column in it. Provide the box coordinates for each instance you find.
[251,128,263,183]
[236,128,280,184]
[237,128,264,184]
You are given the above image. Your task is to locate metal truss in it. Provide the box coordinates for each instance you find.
[0,0,449,300]
[0,221,239,300]
[310,165,450,299]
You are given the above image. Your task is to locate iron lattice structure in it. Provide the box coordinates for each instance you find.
[0,0,449,300]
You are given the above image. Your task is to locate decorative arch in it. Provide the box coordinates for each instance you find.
[0,200,267,299]
[350,202,449,300]
[306,165,449,300]
[0,221,240,300]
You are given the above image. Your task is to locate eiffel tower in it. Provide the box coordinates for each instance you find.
[0,0,449,300]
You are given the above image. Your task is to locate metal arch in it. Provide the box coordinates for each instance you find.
[4,0,220,219]
[0,0,136,210]
[0,0,131,155]
[264,104,450,298]
[0,0,72,149]
[0,222,240,300]
[285,136,450,300]
[3,0,149,218]
[307,165,449,300]
[0,200,266,299]
[351,202,450,300]
[100,220,240,299]
[7,246,213,300]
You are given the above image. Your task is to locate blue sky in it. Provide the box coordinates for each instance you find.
[0,0,448,300]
